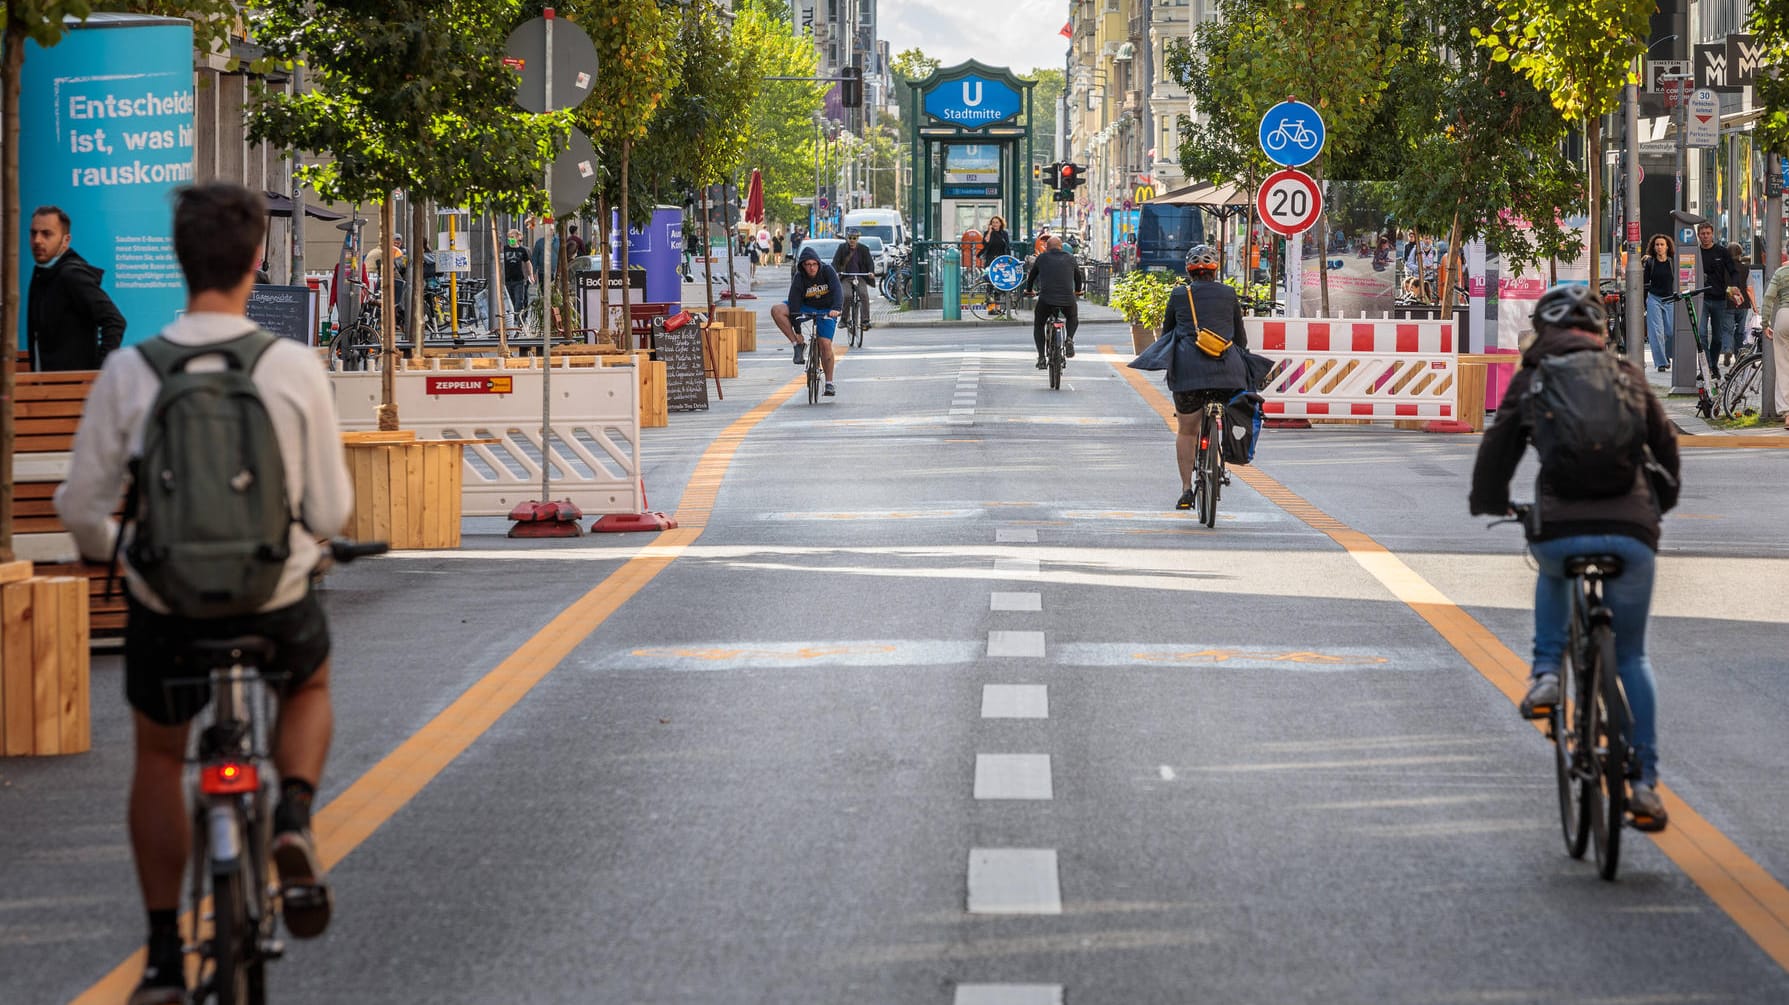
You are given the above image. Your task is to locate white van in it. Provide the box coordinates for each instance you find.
[842,209,906,249]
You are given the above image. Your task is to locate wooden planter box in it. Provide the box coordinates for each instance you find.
[1130,323,1155,354]
[0,563,91,757]
[707,324,739,378]
[340,431,465,549]
[715,308,757,351]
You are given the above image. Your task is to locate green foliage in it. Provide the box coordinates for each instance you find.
[249,0,561,211]
[1024,67,1064,164]
[1749,0,1789,156]
[629,2,759,225]
[1474,0,1651,123]
[93,0,238,55]
[1108,269,1177,327]
[737,5,825,226]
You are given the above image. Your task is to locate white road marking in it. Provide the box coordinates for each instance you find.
[951,407,976,416]
[1159,765,1176,781]
[974,754,1054,800]
[989,592,1042,612]
[955,986,1064,1005]
[988,630,1046,658]
[981,684,1048,718]
[995,528,1039,543]
[992,557,1040,575]
[967,849,1062,914]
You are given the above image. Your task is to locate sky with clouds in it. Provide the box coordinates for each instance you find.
[879,0,1073,76]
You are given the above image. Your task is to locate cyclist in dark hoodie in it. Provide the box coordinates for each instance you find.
[1469,283,1681,832]
[770,246,844,396]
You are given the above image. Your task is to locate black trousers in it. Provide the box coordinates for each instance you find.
[1034,302,1079,356]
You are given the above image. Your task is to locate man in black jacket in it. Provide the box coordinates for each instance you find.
[1469,283,1681,832]
[1696,223,1741,379]
[1022,237,1085,367]
[831,230,876,334]
[27,206,125,371]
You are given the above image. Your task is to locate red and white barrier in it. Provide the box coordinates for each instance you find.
[1249,318,1458,421]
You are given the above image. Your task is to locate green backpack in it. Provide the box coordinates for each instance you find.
[122,331,296,619]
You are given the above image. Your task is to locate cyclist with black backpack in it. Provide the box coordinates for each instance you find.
[1468,283,1681,831]
[54,184,354,1005]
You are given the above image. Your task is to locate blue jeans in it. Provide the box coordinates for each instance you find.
[1703,299,1741,371]
[1529,534,1659,783]
[799,307,838,341]
[1644,293,1672,367]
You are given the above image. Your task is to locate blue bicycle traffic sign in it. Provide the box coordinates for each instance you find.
[1258,100,1325,167]
[987,255,1025,292]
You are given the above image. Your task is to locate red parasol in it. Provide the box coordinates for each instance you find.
[744,168,765,225]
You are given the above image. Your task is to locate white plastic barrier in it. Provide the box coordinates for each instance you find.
[1249,318,1458,422]
[331,360,643,517]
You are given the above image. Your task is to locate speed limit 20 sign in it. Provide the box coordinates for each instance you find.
[1257,168,1322,236]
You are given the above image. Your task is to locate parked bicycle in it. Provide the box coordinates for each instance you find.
[1494,505,1635,880]
[174,539,389,1004]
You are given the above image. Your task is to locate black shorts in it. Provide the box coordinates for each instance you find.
[125,591,331,726]
[1173,389,1235,415]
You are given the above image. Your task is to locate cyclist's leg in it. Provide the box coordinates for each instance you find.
[1526,539,1575,679]
[771,302,799,344]
[815,313,838,383]
[1032,307,1050,363]
[856,277,872,327]
[1063,302,1079,354]
[130,714,192,912]
[1591,535,1659,784]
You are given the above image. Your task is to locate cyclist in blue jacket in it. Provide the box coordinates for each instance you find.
[770,246,844,395]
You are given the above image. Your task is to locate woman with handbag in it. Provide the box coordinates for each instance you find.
[1130,245,1252,510]
[1641,234,1675,371]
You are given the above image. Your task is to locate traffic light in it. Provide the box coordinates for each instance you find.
[1037,162,1060,188]
[841,64,863,109]
[1058,163,1086,191]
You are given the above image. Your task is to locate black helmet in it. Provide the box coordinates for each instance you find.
[1532,283,1606,333]
[1184,244,1219,270]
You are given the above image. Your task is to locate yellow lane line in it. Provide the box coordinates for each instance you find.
[1102,345,1789,974]
[70,372,807,1005]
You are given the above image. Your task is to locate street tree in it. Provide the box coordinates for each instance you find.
[738,2,826,230]
[1475,0,1653,287]
[251,0,561,429]
[1749,0,1789,159]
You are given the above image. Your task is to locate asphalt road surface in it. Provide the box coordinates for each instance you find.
[6,317,1789,1005]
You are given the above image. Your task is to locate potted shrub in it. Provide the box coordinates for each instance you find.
[1109,270,1175,352]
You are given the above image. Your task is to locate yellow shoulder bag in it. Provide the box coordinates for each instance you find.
[1187,285,1232,358]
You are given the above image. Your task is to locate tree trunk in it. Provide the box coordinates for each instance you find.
[1314,165,1330,318]
[620,137,633,350]
[595,194,611,342]
[0,26,23,560]
[409,200,426,353]
[1440,210,1463,314]
[557,216,572,346]
[378,198,398,431]
[700,186,716,317]
[1586,117,1601,290]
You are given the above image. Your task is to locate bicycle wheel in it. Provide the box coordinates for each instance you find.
[211,862,251,1005]
[1551,640,1590,859]
[966,283,991,321]
[1719,353,1764,417]
[1589,624,1627,881]
[1048,326,1064,390]
[1199,412,1220,528]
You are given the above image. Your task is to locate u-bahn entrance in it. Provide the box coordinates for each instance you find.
[906,60,1037,270]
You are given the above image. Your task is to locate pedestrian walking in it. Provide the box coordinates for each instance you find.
[1695,223,1742,379]
[26,205,126,371]
[772,228,785,265]
[1727,243,1758,356]
[791,227,804,257]
[565,223,587,261]
[979,216,1012,267]
[502,228,533,319]
[1642,233,1675,371]
[1758,258,1789,425]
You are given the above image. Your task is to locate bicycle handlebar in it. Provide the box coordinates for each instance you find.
[1486,502,1533,529]
[329,539,389,563]
[1663,287,1714,303]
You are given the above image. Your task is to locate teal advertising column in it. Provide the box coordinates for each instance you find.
[20,14,196,352]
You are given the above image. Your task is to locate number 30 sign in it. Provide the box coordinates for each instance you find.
[1257,168,1322,237]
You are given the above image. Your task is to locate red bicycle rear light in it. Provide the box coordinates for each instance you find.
[201,761,260,795]
[1200,436,1210,451]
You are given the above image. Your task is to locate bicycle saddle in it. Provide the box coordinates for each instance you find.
[186,635,278,668]
[1565,555,1624,579]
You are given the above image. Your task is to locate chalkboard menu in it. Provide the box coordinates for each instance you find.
[659,322,709,412]
[247,284,313,345]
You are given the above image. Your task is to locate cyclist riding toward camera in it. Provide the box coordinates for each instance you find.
[770,246,843,395]
[1022,236,1085,367]
[831,228,876,336]
[1469,283,1681,831]
[1152,244,1248,509]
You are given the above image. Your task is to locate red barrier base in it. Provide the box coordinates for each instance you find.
[590,511,678,534]
[507,499,586,538]
[1264,418,1312,429]
[1423,420,1477,434]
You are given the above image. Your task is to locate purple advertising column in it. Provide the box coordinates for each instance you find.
[608,205,684,306]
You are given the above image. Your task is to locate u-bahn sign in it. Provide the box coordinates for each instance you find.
[923,65,1023,130]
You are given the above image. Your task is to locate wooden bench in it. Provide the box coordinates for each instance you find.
[11,372,129,639]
